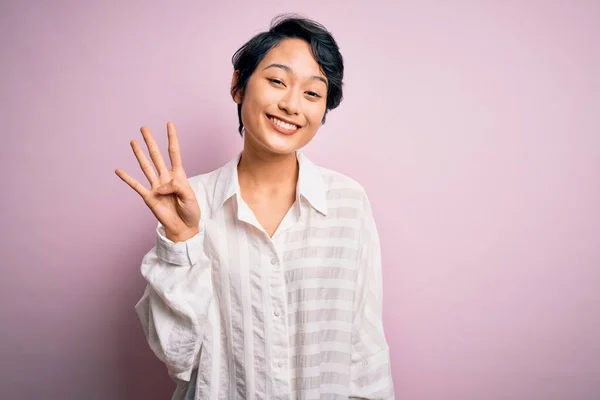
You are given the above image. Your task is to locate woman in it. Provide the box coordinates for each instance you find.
[115,15,395,400]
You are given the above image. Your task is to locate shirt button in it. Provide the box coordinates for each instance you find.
[270,257,277,265]
[274,309,280,317]
[277,361,284,368]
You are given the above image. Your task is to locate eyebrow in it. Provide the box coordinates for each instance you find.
[263,63,328,86]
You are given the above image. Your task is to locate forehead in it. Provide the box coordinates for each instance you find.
[259,38,326,79]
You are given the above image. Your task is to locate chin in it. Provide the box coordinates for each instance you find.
[261,139,300,156]
[247,127,304,156]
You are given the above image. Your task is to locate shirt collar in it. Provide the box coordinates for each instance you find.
[211,150,328,217]
[296,151,328,215]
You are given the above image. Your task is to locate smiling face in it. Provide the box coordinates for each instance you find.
[231,38,328,157]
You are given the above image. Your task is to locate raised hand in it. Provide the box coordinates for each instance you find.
[115,122,201,243]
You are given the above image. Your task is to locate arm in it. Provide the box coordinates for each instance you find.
[135,219,213,382]
[115,122,209,382]
[350,196,395,399]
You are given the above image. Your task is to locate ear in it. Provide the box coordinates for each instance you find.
[230,70,243,104]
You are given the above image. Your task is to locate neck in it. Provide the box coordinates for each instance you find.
[237,147,299,196]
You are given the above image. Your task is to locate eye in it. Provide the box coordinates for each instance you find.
[267,78,285,86]
[306,91,322,99]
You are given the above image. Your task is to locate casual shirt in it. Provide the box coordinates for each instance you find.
[135,150,395,399]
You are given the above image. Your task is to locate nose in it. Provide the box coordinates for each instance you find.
[278,87,301,115]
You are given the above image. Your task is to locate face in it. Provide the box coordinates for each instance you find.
[231,38,328,157]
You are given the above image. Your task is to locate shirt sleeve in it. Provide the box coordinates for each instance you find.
[134,217,214,382]
[350,194,395,399]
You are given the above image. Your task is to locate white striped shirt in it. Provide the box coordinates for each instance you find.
[135,151,395,399]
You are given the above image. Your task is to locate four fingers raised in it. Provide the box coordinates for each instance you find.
[116,122,186,194]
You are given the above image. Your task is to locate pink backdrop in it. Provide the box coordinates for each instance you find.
[1,1,599,399]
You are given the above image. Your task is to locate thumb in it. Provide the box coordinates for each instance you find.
[156,179,180,195]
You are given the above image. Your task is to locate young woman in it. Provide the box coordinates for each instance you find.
[115,15,395,400]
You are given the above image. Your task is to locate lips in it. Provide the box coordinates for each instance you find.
[267,114,301,134]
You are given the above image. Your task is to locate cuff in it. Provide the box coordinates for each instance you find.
[155,219,206,266]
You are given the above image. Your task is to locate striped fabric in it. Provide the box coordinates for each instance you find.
[135,151,395,399]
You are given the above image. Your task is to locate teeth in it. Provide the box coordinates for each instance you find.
[270,117,297,131]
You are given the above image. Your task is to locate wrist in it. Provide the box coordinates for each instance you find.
[166,226,199,243]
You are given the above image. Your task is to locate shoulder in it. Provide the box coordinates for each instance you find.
[184,163,229,211]
[186,165,222,191]
[317,166,380,246]
[317,166,370,201]
[317,165,373,213]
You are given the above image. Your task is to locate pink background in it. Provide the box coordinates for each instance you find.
[1,1,599,399]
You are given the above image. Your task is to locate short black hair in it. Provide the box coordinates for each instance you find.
[231,14,344,136]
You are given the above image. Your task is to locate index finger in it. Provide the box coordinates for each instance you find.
[167,122,184,172]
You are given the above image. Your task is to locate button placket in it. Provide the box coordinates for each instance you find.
[267,249,290,394]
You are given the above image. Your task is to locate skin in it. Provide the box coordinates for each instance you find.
[233,38,328,236]
[115,38,328,240]
[114,122,201,243]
